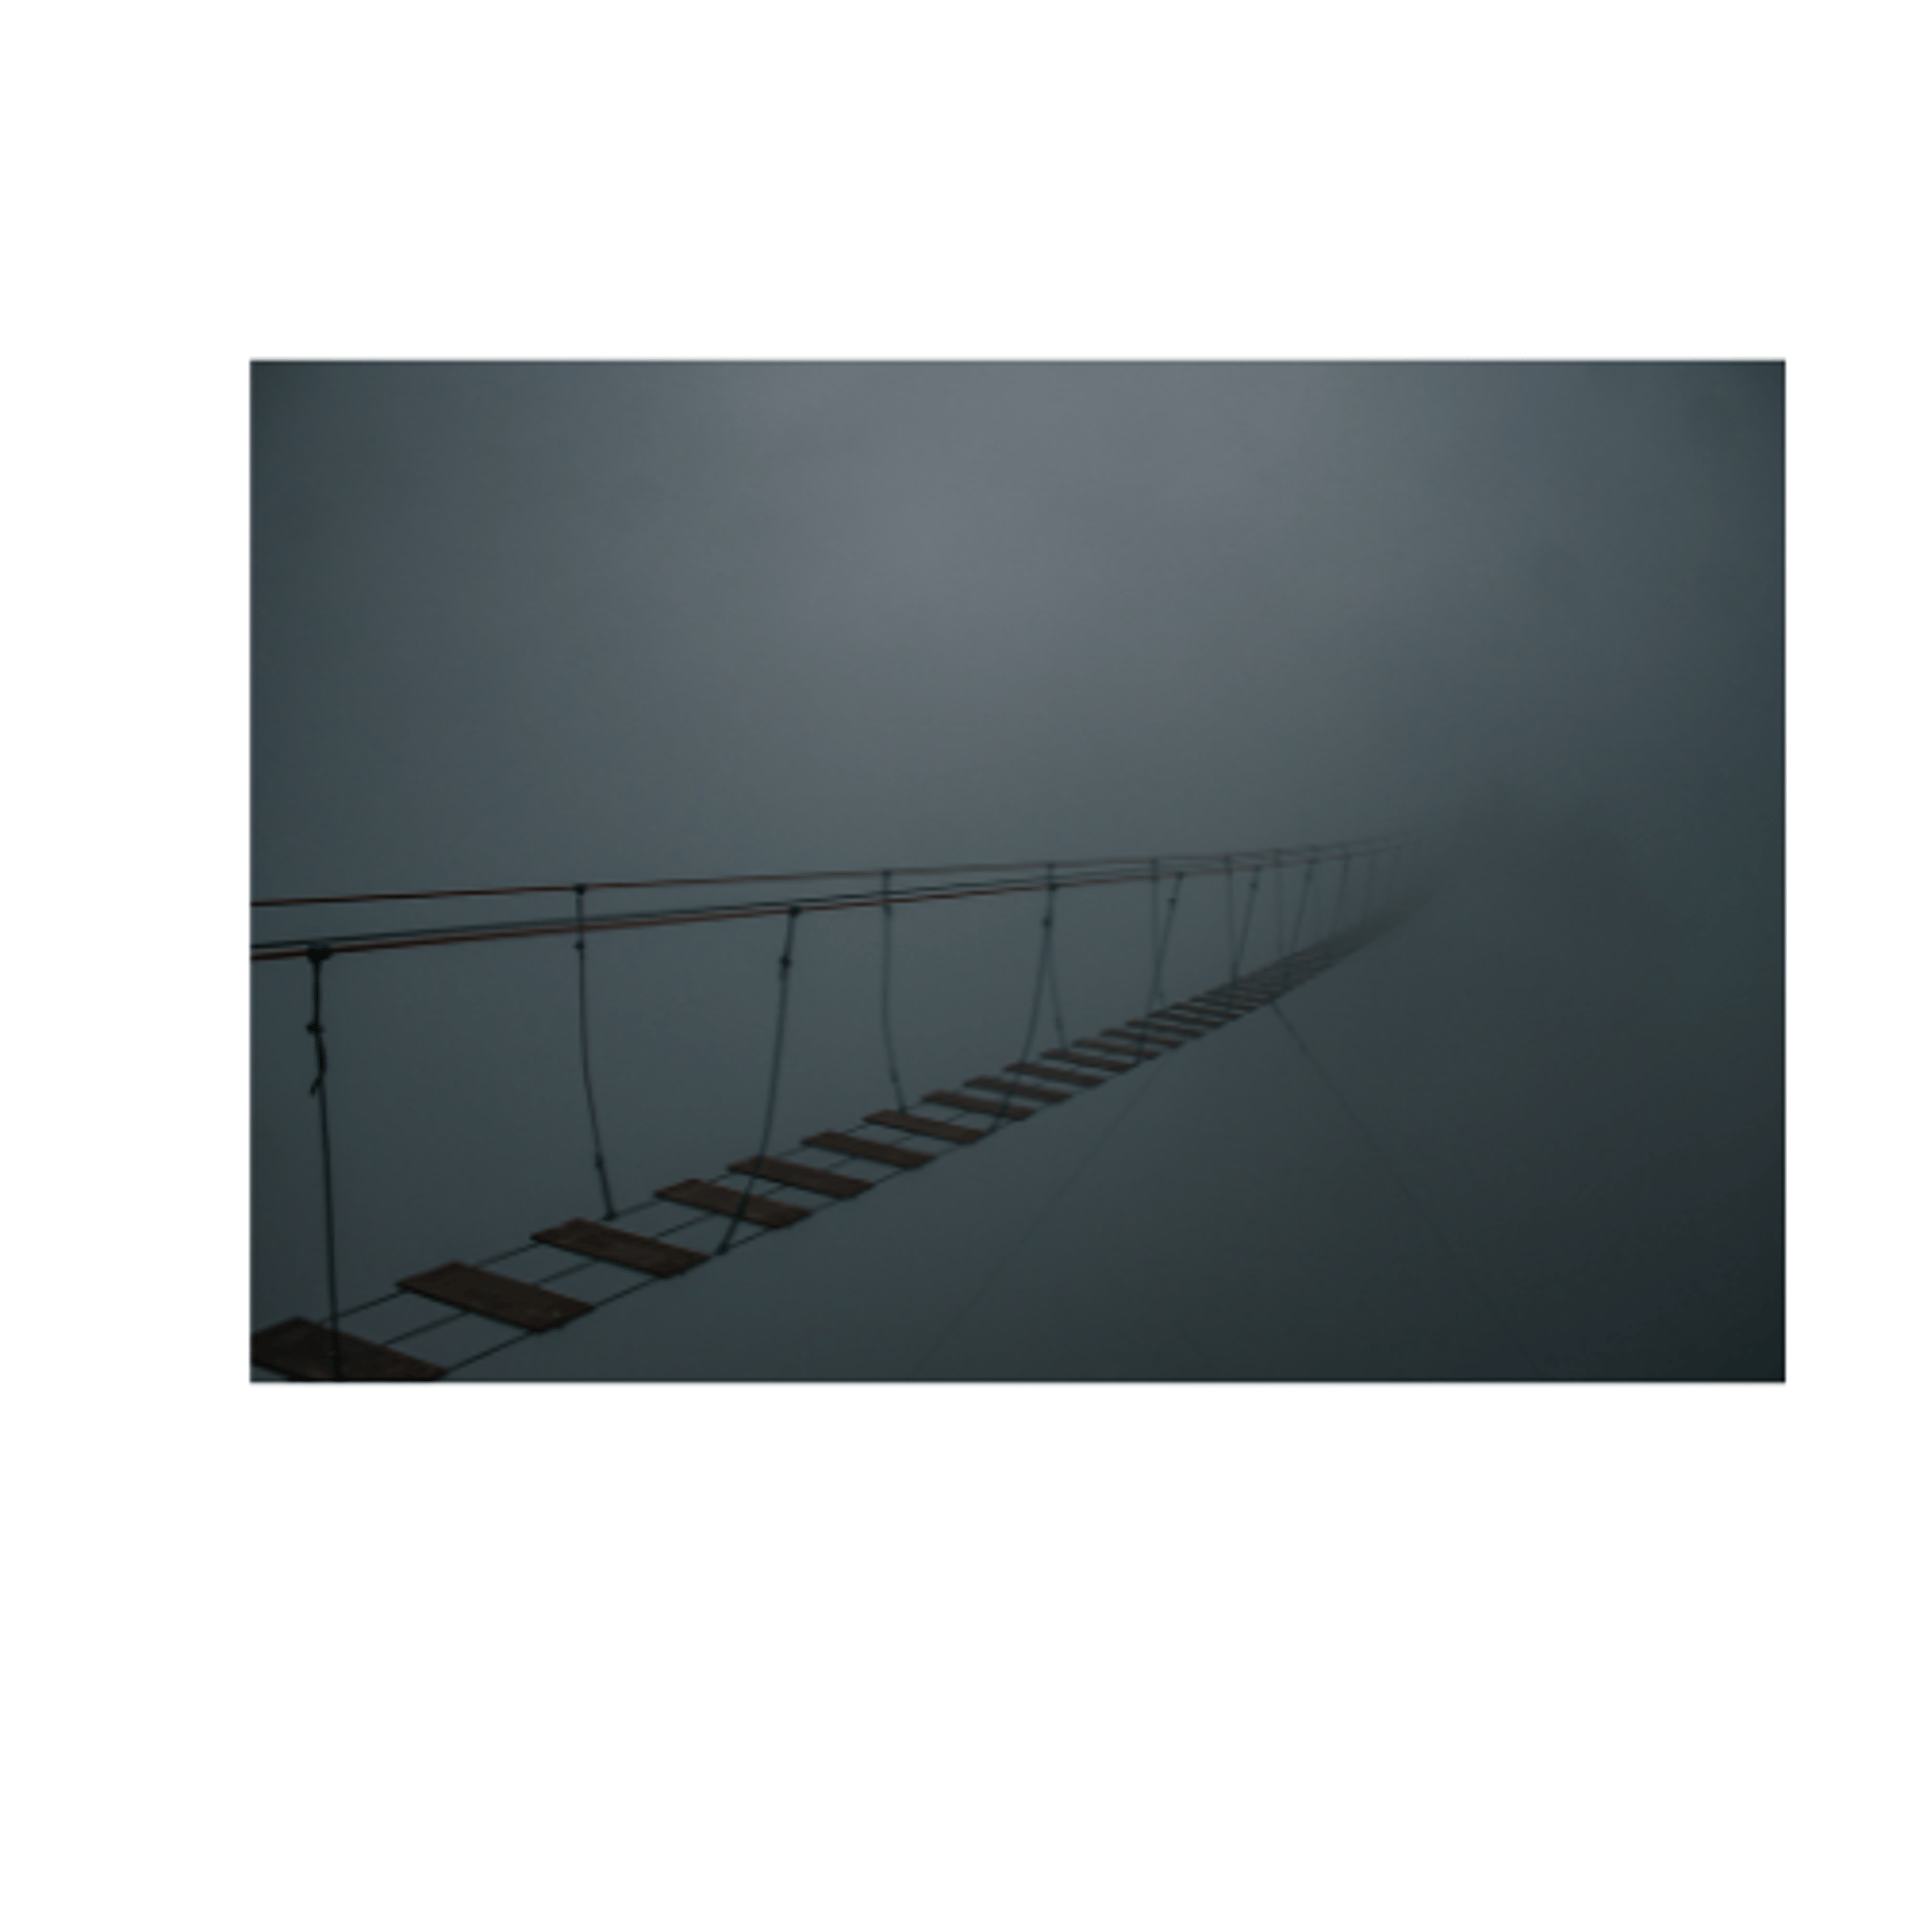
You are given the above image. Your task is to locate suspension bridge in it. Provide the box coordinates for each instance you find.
[250,835,1422,1381]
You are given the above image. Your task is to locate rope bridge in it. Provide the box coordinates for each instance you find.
[250,836,1419,1381]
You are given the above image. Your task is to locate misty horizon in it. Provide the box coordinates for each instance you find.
[251,362,1783,1381]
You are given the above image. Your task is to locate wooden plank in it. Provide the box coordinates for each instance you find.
[252,1318,446,1382]
[968,1074,1069,1105]
[1005,1060,1104,1089]
[805,1129,933,1169]
[1078,1035,1163,1058]
[396,1261,593,1332]
[532,1217,709,1277]
[1043,1048,1132,1072]
[1096,1029,1172,1052]
[657,1177,811,1228]
[730,1154,873,1200]
[927,1088,1036,1121]
[865,1108,987,1144]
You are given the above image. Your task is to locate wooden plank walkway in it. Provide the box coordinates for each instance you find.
[1005,1060,1104,1088]
[532,1218,708,1277]
[657,1178,811,1228]
[255,933,1379,1380]
[805,1130,933,1169]
[397,1261,593,1331]
[730,1155,875,1200]
[252,1318,447,1382]
[926,1089,1036,1121]
[865,1108,988,1144]
[968,1074,1070,1105]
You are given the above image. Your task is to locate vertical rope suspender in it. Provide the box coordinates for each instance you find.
[573,885,617,1220]
[305,944,343,1381]
[720,905,802,1254]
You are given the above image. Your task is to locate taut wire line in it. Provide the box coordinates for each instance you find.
[1263,1002,1549,1378]
[251,840,1402,913]
[908,1047,1173,1380]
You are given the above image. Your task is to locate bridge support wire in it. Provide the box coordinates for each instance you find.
[1289,855,1317,956]
[1262,1000,1548,1378]
[1231,858,1264,981]
[252,833,1422,1379]
[305,944,343,1381]
[721,905,803,1255]
[878,869,909,1111]
[1044,863,1070,1051]
[573,884,618,1220]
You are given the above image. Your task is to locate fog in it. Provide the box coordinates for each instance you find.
[251,362,1782,1380]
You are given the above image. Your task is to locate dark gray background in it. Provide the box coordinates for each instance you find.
[251,362,1782,1380]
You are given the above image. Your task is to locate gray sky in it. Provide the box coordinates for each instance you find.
[251,362,1781,1379]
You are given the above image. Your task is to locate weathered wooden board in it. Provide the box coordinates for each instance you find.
[1005,1061,1104,1088]
[968,1075,1069,1105]
[1042,1049,1131,1072]
[396,1261,593,1331]
[532,1217,709,1277]
[657,1178,811,1228]
[926,1089,1035,1121]
[805,1129,933,1169]
[252,1318,446,1382]
[1077,1035,1162,1058]
[865,1108,987,1144]
[729,1155,874,1200]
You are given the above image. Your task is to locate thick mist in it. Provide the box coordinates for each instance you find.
[251,362,1782,1380]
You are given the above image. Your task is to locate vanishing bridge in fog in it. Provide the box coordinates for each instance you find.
[251,837,1420,1380]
